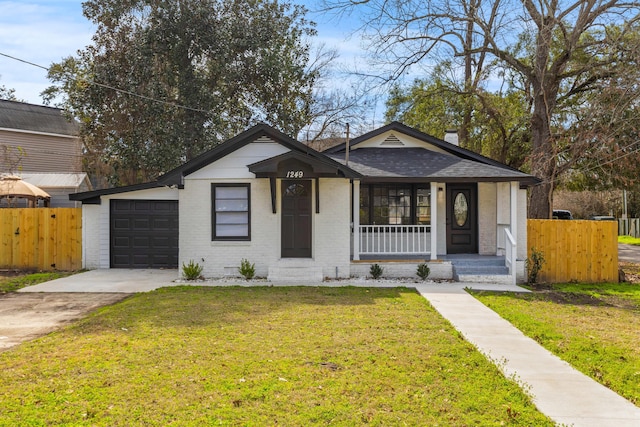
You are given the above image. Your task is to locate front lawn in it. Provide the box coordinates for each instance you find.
[0,286,552,426]
[0,271,74,293]
[472,283,640,406]
[619,235,640,246]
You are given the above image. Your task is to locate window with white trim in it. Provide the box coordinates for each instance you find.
[212,184,250,240]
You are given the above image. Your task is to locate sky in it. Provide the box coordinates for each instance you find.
[0,0,365,106]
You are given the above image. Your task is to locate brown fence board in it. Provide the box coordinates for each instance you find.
[528,219,618,283]
[0,208,82,271]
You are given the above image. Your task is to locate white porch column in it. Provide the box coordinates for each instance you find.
[430,182,438,260]
[353,179,360,261]
[510,181,518,246]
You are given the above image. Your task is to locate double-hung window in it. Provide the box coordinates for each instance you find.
[212,184,250,240]
[359,184,430,225]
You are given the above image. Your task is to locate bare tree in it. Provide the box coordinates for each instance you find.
[324,0,640,217]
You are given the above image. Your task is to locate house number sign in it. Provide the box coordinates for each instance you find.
[286,170,304,178]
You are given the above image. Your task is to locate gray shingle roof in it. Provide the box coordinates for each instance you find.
[0,100,78,135]
[328,148,537,184]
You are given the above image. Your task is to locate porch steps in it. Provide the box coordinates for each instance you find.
[450,257,511,284]
[267,259,324,283]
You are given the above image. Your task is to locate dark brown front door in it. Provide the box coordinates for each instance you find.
[281,180,312,258]
[446,184,478,254]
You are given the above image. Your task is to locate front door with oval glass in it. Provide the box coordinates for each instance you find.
[281,180,312,258]
[446,184,478,254]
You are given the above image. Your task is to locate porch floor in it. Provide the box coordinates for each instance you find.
[355,254,505,262]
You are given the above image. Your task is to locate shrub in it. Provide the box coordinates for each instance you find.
[238,258,256,280]
[369,263,383,279]
[417,263,431,281]
[526,248,545,285]
[182,260,203,280]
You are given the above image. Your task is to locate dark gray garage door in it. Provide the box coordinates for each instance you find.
[110,200,178,268]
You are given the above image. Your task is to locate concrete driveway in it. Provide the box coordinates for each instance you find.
[619,243,640,263]
[0,269,179,352]
[18,269,179,293]
[0,292,127,351]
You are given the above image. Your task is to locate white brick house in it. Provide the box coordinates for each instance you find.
[71,122,538,283]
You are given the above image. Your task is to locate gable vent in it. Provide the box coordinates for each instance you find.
[381,133,404,146]
[254,135,275,143]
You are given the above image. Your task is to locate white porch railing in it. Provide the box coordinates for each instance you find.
[358,225,431,255]
[504,228,517,285]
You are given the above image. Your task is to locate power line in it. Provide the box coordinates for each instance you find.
[0,51,213,114]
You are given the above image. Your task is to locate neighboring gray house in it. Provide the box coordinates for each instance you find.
[0,99,91,207]
[70,122,538,283]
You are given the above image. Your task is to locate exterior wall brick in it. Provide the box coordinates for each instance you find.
[180,177,279,278]
[179,177,353,279]
[314,178,352,278]
[478,183,497,255]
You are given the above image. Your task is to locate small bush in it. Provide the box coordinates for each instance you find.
[417,263,431,281]
[369,263,383,279]
[525,248,545,285]
[238,258,256,280]
[182,260,203,280]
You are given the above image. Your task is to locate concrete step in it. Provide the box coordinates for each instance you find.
[450,258,506,267]
[455,273,513,284]
[454,265,509,275]
[450,257,512,283]
[267,263,323,283]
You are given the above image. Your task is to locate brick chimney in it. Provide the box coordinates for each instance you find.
[444,129,459,146]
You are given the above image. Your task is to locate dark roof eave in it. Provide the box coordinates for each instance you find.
[359,176,540,186]
[68,181,169,203]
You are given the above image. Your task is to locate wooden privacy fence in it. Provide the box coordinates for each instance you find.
[0,208,81,271]
[528,219,618,283]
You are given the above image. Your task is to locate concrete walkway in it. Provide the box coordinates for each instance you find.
[416,283,640,427]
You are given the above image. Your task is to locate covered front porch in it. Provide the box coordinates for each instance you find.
[350,180,524,284]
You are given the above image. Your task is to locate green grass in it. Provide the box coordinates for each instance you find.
[0,271,75,293]
[472,283,640,406]
[618,235,640,245]
[0,286,552,426]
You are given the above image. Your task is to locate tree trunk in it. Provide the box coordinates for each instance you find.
[528,87,556,219]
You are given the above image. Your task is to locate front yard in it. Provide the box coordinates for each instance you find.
[472,282,640,407]
[0,286,552,426]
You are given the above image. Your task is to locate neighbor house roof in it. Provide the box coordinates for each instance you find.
[0,99,78,136]
[21,172,91,189]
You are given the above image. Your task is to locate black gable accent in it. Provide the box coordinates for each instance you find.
[248,150,360,178]
[70,123,361,203]
[324,121,527,173]
[158,122,360,183]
